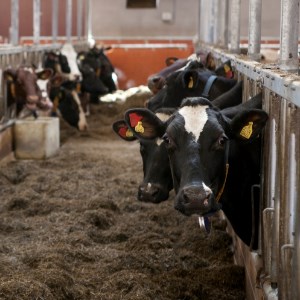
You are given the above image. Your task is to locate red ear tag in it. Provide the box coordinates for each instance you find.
[119,126,134,138]
[129,113,143,127]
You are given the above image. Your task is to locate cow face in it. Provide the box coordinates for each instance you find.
[4,66,54,114]
[124,98,268,234]
[50,82,88,131]
[112,109,175,203]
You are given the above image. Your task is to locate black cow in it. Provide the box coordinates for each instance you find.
[77,46,117,95]
[147,60,237,112]
[124,97,268,248]
[112,108,175,203]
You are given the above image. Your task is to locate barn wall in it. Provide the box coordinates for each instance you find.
[91,0,282,41]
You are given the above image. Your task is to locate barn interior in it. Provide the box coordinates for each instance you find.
[0,1,299,300]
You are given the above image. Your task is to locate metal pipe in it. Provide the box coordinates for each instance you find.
[52,0,58,42]
[217,0,229,48]
[66,0,72,42]
[248,0,262,61]
[229,0,241,53]
[77,0,83,40]
[33,0,41,45]
[86,0,93,43]
[279,0,300,72]
[10,0,19,46]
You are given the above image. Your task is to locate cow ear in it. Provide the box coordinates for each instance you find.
[36,68,53,80]
[182,70,198,89]
[112,120,137,142]
[51,75,65,87]
[3,68,17,81]
[230,109,268,142]
[165,57,178,66]
[215,60,234,79]
[205,52,216,70]
[124,108,165,140]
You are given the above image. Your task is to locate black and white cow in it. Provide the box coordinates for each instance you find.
[112,108,175,203]
[124,97,268,248]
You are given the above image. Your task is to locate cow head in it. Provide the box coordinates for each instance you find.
[112,108,175,203]
[49,77,88,131]
[124,98,268,245]
[4,66,54,114]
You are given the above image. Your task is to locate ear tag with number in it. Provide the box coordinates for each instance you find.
[240,121,253,139]
[135,121,144,133]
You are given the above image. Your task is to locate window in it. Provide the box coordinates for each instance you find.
[126,0,157,9]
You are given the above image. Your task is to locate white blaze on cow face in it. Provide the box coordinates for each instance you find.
[179,105,209,141]
[155,112,171,146]
[71,90,88,131]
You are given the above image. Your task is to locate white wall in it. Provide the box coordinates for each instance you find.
[91,0,283,40]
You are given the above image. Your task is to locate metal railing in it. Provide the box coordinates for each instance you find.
[196,0,300,299]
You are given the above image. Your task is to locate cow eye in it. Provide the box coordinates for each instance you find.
[162,134,170,144]
[218,135,228,147]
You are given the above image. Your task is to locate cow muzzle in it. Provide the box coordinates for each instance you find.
[175,185,219,216]
[138,182,169,203]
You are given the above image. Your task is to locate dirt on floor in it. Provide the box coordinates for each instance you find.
[0,90,245,300]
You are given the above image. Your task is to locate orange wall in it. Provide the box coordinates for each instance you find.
[102,40,195,90]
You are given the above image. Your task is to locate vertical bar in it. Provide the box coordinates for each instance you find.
[217,0,229,48]
[229,0,241,53]
[279,0,300,72]
[66,0,72,42]
[291,115,300,299]
[77,0,83,40]
[213,0,219,45]
[33,0,41,45]
[52,0,58,42]
[86,0,93,43]
[248,0,262,61]
[10,0,19,46]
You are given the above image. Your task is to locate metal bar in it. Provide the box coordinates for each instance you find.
[66,0,72,42]
[248,0,262,61]
[33,0,41,45]
[77,0,83,40]
[279,0,300,72]
[10,0,19,46]
[229,0,241,53]
[86,0,93,42]
[217,0,229,48]
[52,0,58,42]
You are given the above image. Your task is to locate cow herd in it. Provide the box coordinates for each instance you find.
[113,52,269,250]
[3,43,117,131]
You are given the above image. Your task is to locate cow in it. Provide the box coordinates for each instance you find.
[146,60,237,112]
[147,51,233,95]
[43,51,71,77]
[77,45,117,95]
[123,96,268,248]
[49,75,88,131]
[4,66,54,117]
[112,108,175,203]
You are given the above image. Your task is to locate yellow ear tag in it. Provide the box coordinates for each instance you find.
[224,64,230,73]
[135,121,144,133]
[188,76,194,88]
[240,121,253,139]
[126,129,133,137]
[10,83,16,97]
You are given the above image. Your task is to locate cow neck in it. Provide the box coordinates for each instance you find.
[201,75,218,98]
[215,140,230,202]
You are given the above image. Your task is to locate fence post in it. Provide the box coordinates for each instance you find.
[66,0,72,43]
[33,0,41,45]
[77,0,83,40]
[10,0,19,46]
[248,0,262,61]
[52,0,58,43]
[229,0,241,53]
[279,0,300,72]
